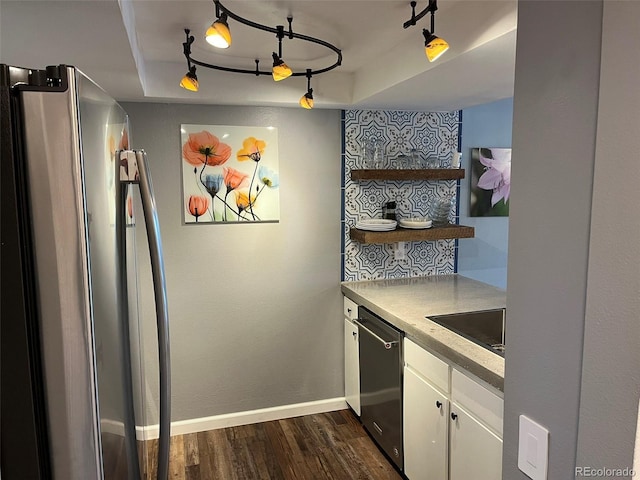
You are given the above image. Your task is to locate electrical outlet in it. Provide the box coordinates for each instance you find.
[393,241,406,260]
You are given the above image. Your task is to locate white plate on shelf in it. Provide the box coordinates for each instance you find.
[356,218,397,231]
[399,218,432,229]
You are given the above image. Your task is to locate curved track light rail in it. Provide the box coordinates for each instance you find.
[183,0,342,78]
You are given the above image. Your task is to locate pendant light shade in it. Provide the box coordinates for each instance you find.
[272,53,292,81]
[299,89,314,109]
[423,29,449,62]
[180,66,199,91]
[205,13,231,48]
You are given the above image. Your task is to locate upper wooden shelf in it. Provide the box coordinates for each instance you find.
[350,168,465,181]
[350,224,474,244]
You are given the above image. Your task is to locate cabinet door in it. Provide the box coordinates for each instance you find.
[403,367,448,480]
[449,402,502,480]
[344,318,360,415]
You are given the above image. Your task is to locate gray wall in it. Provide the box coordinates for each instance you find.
[503,1,603,478]
[576,1,640,474]
[458,98,513,289]
[121,103,343,424]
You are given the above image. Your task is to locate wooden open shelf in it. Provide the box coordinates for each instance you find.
[350,224,474,244]
[351,168,465,181]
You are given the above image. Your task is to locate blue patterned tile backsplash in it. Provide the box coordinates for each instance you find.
[342,109,461,281]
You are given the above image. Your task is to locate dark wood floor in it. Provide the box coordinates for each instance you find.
[142,409,402,480]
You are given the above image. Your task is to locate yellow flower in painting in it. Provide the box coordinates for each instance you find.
[235,190,256,214]
[236,137,266,162]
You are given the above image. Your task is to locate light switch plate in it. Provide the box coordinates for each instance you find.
[518,415,549,480]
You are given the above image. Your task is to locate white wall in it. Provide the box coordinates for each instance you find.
[121,103,343,424]
[576,1,640,472]
[503,1,603,478]
[458,98,513,289]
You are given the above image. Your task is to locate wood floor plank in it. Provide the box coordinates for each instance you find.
[169,434,186,480]
[145,438,159,480]
[185,464,201,480]
[199,428,236,480]
[142,410,402,480]
[184,433,200,467]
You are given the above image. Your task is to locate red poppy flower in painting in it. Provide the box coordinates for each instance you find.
[236,137,266,162]
[187,195,209,222]
[223,167,249,191]
[182,131,232,167]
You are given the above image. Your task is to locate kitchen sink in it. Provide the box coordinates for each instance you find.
[428,309,506,356]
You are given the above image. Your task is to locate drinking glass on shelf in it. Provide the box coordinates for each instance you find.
[372,139,385,169]
[425,157,439,169]
[409,148,421,169]
[429,197,455,226]
[361,139,375,168]
[439,157,452,168]
[397,154,410,169]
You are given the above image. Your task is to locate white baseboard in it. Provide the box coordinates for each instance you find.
[136,397,348,441]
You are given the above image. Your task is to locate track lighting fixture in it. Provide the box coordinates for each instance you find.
[205,12,231,48]
[299,70,314,109]
[180,0,342,106]
[272,26,292,81]
[423,29,449,62]
[272,53,292,82]
[403,0,449,62]
[180,65,199,92]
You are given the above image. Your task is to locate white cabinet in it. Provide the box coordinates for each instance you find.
[343,297,360,416]
[404,366,448,480]
[449,403,503,480]
[403,338,503,480]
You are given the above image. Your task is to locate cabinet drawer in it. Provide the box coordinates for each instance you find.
[343,296,358,321]
[451,369,503,437]
[404,338,450,393]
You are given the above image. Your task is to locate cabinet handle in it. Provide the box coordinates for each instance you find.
[436,401,443,409]
[347,308,352,314]
[352,332,357,338]
[451,412,458,421]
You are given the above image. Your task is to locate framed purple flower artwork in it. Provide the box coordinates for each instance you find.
[181,124,280,224]
[469,147,511,217]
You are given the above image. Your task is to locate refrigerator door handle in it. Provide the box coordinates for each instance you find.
[120,150,171,480]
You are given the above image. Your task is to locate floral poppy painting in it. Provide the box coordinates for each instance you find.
[469,147,511,217]
[181,124,280,223]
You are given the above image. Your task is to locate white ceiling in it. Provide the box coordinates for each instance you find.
[0,0,517,111]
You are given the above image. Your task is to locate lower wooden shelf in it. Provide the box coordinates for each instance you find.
[350,224,474,244]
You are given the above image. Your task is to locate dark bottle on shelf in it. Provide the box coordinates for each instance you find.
[382,201,397,220]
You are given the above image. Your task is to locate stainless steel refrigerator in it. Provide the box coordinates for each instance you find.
[1,64,171,480]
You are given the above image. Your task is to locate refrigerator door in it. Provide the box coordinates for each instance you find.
[3,66,141,479]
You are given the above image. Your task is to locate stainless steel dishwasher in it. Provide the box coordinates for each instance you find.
[356,307,404,471]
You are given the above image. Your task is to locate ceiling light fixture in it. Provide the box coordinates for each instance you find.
[299,70,314,110]
[181,0,342,108]
[205,12,231,48]
[272,26,292,81]
[403,0,450,62]
[180,65,199,92]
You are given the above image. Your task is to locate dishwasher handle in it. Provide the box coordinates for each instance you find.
[353,319,399,350]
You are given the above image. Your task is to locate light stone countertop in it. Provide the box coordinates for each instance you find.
[341,274,507,392]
